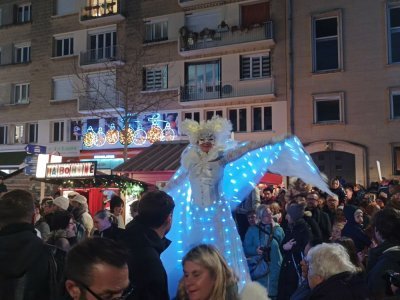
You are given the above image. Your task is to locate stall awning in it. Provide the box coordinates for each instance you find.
[259,172,283,185]
[0,151,27,166]
[114,141,189,172]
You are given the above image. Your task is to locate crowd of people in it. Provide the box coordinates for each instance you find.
[0,176,399,299]
[232,177,400,299]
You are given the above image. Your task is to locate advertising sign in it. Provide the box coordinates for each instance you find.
[45,162,96,178]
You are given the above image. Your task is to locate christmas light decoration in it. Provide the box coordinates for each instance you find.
[162,123,176,141]
[146,114,163,144]
[119,126,134,145]
[83,126,96,148]
[95,127,106,147]
[132,122,147,145]
[105,123,119,144]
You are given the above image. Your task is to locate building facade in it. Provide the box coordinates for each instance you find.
[0,0,398,188]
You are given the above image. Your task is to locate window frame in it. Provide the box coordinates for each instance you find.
[228,107,247,132]
[312,10,343,73]
[390,88,400,120]
[144,65,168,90]
[240,52,271,80]
[0,125,8,145]
[14,83,30,104]
[313,92,345,124]
[252,106,272,132]
[52,121,65,142]
[54,36,74,57]
[14,43,31,63]
[144,20,168,43]
[205,110,223,120]
[183,111,201,123]
[28,123,38,143]
[14,124,25,144]
[17,3,32,23]
[388,4,400,64]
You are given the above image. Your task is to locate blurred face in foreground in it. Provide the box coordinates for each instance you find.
[183,260,214,300]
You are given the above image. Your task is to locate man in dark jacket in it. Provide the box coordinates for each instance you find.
[120,190,175,300]
[0,189,62,300]
[306,192,331,242]
[367,208,400,299]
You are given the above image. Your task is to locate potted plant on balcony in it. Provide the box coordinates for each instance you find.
[218,20,230,32]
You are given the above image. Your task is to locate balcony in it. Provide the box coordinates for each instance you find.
[78,94,124,114]
[179,21,274,57]
[180,78,274,104]
[79,45,124,68]
[80,1,125,25]
[178,0,219,8]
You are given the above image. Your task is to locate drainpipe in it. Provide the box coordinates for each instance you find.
[288,0,295,134]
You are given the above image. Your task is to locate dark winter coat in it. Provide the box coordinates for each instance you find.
[306,207,331,242]
[309,272,368,299]
[342,205,371,252]
[119,217,171,300]
[0,223,63,300]
[367,245,400,299]
[277,219,312,300]
[93,223,124,241]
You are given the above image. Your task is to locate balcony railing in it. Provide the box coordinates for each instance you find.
[79,45,123,66]
[180,78,274,102]
[179,21,273,53]
[80,1,125,22]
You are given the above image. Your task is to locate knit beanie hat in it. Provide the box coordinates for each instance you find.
[71,194,87,205]
[53,196,69,210]
[287,203,305,222]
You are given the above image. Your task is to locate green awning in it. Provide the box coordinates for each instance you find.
[0,151,28,166]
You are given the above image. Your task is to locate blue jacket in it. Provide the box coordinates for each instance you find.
[243,223,284,297]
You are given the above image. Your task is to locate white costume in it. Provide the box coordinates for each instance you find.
[162,117,332,297]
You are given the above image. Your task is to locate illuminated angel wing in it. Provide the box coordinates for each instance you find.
[222,135,332,204]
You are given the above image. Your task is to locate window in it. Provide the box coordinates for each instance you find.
[0,125,8,144]
[89,31,117,62]
[53,77,76,101]
[240,53,271,79]
[52,121,64,142]
[145,20,168,43]
[185,60,221,101]
[390,89,400,119]
[388,5,400,63]
[14,125,24,144]
[70,120,82,141]
[144,66,167,90]
[394,147,400,175]
[17,4,32,23]
[14,83,30,104]
[252,106,272,131]
[28,123,38,143]
[183,112,200,123]
[313,13,341,72]
[241,2,269,28]
[229,108,247,132]
[15,44,31,63]
[313,93,344,124]
[206,110,223,120]
[87,119,100,132]
[55,37,74,57]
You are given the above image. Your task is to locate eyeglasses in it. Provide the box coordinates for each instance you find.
[74,280,133,300]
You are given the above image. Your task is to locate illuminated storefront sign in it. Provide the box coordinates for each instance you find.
[46,162,96,178]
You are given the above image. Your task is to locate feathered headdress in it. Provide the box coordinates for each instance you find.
[180,116,232,146]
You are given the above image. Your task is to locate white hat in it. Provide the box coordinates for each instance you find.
[71,194,87,205]
[68,191,80,198]
[53,196,69,210]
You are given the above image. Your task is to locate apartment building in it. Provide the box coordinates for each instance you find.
[290,0,400,185]
[0,0,398,187]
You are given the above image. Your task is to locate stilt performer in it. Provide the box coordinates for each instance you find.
[162,117,332,296]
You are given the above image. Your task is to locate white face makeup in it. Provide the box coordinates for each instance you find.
[198,132,215,145]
